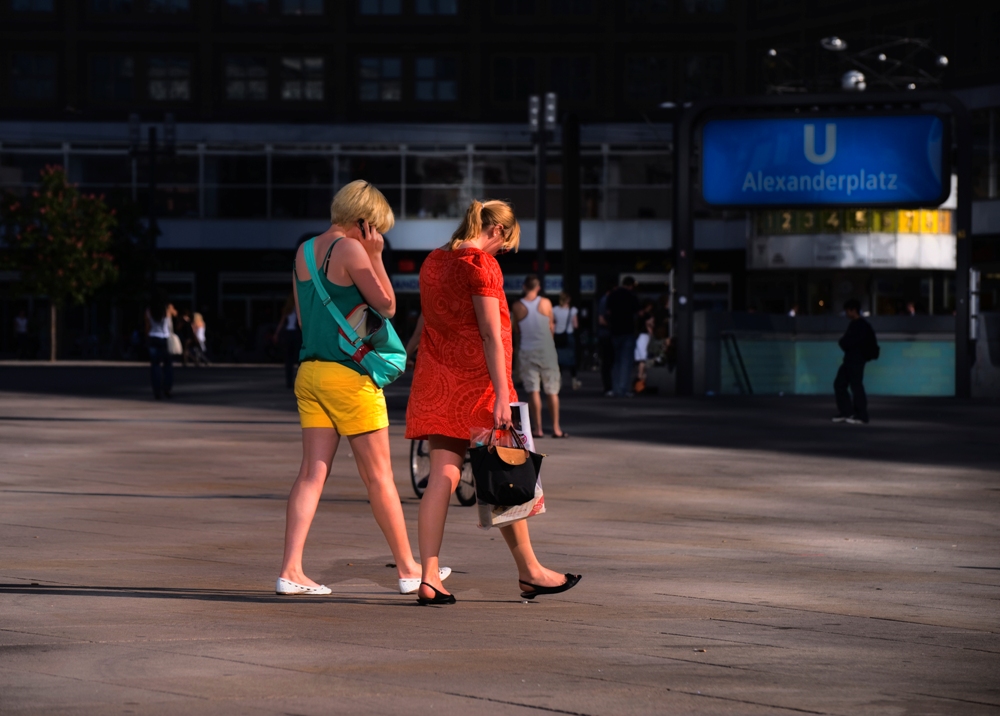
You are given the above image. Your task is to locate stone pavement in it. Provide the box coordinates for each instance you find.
[0,364,998,715]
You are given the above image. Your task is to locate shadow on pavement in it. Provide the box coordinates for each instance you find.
[1,364,998,472]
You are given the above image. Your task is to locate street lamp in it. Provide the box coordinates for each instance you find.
[529,92,557,293]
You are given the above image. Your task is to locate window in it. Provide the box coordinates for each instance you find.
[682,0,726,13]
[149,0,191,11]
[416,0,457,13]
[359,0,401,14]
[281,0,323,13]
[493,0,535,14]
[225,56,268,100]
[359,57,401,101]
[550,56,592,102]
[225,0,268,13]
[11,0,55,11]
[149,56,191,101]
[10,53,56,102]
[625,56,672,102]
[493,56,535,102]
[415,57,457,102]
[281,57,324,101]
[90,0,133,12]
[681,53,724,98]
[90,55,134,101]
[628,0,670,13]
[551,0,592,13]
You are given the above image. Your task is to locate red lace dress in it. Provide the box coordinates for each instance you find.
[405,247,518,441]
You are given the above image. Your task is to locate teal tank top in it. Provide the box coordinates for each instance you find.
[296,238,366,375]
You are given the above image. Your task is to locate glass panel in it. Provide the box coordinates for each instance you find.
[549,56,592,101]
[0,154,63,188]
[281,0,323,14]
[90,55,134,101]
[493,56,535,101]
[225,0,268,13]
[340,155,401,185]
[407,155,466,186]
[10,54,57,102]
[149,0,190,12]
[70,155,132,186]
[404,187,464,218]
[91,0,133,12]
[550,0,593,14]
[225,56,268,100]
[682,0,726,12]
[272,189,332,218]
[149,56,191,101]
[681,54,725,99]
[607,154,671,185]
[416,0,457,13]
[272,156,333,185]
[625,56,672,102]
[12,0,55,10]
[281,56,324,101]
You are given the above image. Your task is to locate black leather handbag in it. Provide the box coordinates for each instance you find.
[469,429,543,506]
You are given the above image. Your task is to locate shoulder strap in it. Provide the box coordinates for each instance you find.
[302,238,361,348]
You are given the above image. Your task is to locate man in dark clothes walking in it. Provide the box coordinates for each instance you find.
[833,298,879,425]
[606,276,640,397]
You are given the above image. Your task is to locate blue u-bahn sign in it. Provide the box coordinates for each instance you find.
[701,115,948,208]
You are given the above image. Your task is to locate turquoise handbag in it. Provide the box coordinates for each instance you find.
[302,238,406,389]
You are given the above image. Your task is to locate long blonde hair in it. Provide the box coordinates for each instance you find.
[448,199,520,253]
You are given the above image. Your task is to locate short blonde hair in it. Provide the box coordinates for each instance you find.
[449,199,520,252]
[330,180,395,233]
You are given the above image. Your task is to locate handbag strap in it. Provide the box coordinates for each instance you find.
[556,308,571,335]
[302,237,362,348]
[488,426,526,450]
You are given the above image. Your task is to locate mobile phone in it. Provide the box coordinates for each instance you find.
[357,218,366,232]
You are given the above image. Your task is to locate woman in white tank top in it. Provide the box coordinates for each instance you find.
[512,275,565,438]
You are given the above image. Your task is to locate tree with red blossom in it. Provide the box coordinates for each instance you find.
[1,166,118,361]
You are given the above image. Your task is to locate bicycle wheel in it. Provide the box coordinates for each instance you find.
[455,453,477,506]
[410,439,430,498]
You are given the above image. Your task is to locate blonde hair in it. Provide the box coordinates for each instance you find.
[330,180,395,233]
[448,199,520,253]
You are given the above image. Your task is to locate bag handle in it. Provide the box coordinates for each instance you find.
[488,427,527,450]
[302,237,362,348]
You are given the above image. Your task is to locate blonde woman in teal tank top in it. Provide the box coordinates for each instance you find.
[276,180,448,597]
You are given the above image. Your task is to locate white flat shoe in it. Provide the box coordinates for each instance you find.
[275,577,332,595]
[399,567,451,594]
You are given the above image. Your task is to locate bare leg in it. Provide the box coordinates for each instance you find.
[279,428,339,587]
[347,428,421,581]
[528,390,544,436]
[546,393,562,437]
[416,435,465,599]
[499,519,569,590]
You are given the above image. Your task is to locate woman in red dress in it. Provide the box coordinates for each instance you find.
[405,199,581,605]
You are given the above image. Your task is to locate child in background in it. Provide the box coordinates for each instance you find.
[633,315,655,393]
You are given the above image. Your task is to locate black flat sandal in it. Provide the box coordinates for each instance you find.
[417,581,456,605]
[519,573,582,600]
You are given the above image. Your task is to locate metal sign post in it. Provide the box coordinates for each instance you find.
[529,93,557,292]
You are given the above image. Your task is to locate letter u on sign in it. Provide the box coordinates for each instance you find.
[804,123,836,165]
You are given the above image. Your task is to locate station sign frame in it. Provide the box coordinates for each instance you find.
[695,110,952,210]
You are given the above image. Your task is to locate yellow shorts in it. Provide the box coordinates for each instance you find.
[295,360,388,435]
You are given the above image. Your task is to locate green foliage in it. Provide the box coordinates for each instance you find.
[1,166,119,306]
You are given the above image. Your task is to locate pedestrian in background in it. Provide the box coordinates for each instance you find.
[145,292,176,400]
[633,314,654,392]
[14,309,30,360]
[278,179,425,597]
[552,291,581,391]
[274,294,302,389]
[513,275,566,439]
[190,312,209,366]
[607,276,640,397]
[832,298,879,425]
[597,287,614,395]
[406,199,580,604]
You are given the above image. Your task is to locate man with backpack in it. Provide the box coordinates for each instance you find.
[832,298,879,425]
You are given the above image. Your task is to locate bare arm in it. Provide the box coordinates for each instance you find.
[405,314,424,367]
[539,297,555,334]
[341,236,396,318]
[472,295,512,429]
[572,310,579,330]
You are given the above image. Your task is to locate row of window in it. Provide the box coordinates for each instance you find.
[0,148,673,220]
[6,52,726,105]
[5,0,726,16]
